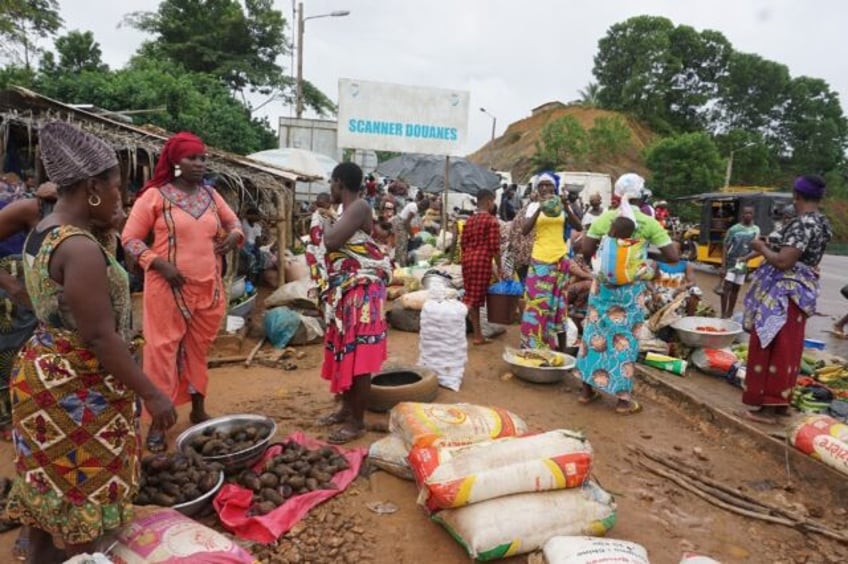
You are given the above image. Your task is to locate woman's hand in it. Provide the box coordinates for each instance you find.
[144,389,178,431]
[215,232,241,255]
[152,258,185,288]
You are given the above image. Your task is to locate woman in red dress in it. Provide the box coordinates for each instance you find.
[460,189,503,345]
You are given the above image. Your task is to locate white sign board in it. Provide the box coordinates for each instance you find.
[337,78,469,156]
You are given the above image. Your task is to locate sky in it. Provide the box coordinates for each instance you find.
[52,0,848,155]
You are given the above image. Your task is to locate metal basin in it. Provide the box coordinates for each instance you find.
[171,470,225,517]
[671,316,743,349]
[175,414,277,474]
[502,349,576,384]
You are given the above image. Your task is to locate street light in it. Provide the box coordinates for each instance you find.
[479,107,497,168]
[295,3,350,118]
[723,142,756,188]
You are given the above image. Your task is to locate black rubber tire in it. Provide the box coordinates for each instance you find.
[367,367,439,412]
[387,301,421,332]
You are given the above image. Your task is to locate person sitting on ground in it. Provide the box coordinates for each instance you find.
[241,206,264,284]
[460,189,504,345]
[647,242,706,320]
[719,205,759,318]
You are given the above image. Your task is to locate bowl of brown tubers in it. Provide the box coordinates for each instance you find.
[175,414,278,473]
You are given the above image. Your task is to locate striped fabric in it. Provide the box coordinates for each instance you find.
[597,236,651,286]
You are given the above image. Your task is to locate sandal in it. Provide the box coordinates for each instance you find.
[578,389,601,405]
[146,430,167,453]
[316,412,349,427]
[327,427,366,445]
[12,535,28,561]
[615,400,643,415]
[472,338,493,346]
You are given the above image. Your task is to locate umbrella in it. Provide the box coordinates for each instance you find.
[248,148,337,180]
[375,153,500,195]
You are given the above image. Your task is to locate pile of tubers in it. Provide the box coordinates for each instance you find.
[135,451,222,507]
[186,422,273,457]
[239,441,350,516]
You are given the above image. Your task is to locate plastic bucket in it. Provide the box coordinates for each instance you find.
[486,293,519,325]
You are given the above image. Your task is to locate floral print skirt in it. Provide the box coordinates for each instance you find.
[6,327,140,545]
[575,280,647,399]
[322,283,388,393]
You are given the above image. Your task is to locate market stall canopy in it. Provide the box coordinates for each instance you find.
[248,148,336,181]
[376,153,500,195]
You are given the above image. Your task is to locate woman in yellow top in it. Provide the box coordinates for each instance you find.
[519,173,586,350]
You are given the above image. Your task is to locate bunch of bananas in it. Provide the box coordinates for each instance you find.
[813,363,848,387]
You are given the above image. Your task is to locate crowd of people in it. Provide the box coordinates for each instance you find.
[0,115,840,562]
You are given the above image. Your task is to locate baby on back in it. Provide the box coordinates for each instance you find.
[597,217,654,285]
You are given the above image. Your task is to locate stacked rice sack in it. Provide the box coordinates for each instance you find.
[369,402,617,561]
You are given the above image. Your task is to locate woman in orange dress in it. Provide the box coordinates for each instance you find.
[122,132,242,452]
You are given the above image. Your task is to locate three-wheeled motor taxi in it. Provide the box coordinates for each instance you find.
[676,191,794,268]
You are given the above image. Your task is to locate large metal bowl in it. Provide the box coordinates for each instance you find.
[171,470,225,517]
[503,349,576,384]
[175,414,277,473]
[671,316,743,349]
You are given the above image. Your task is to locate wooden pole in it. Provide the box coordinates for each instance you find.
[275,186,290,288]
[442,156,449,248]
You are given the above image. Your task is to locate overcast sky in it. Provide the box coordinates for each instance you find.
[54,0,848,154]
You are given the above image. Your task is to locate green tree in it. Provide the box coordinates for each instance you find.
[778,76,848,176]
[712,52,791,138]
[0,0,63,69]
[644,132,724,199]
[35,57,277,154]
[51,30,108,73]
[713,130,781,187]
[594,16,678,132]
[532,116,588,170]
[124,0,333,116]
[577,82,600,107]
[587,116,632,160]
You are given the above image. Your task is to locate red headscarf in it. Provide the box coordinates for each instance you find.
[139,132,206,196]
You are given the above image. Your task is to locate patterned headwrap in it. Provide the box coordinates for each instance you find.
[614,173,645,222]
[140,131,206,195]
[793,176,826,199]
[38,122,118,188]
[535,171,560,194]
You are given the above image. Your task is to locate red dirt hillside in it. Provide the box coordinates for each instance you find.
[466,102,657,183]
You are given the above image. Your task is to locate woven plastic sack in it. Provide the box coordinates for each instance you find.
[109,507,257,564]
[432,480,617,561]
[368,435,413,480]
[408,430,592,512]
[788,415,848,476]
[419,298,468,391]
[389,402,528,449]
[544,536,648,564]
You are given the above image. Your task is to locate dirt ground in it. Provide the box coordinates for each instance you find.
[1,268,847,563]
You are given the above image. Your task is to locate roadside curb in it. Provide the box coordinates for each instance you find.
[634,364,848,498]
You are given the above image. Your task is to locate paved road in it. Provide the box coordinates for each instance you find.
[693,253,848,358]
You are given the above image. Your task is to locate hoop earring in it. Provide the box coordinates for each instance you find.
[88,194,102,207]
[174,165,182,178]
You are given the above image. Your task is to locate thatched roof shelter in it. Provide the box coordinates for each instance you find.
[0,86,312,285]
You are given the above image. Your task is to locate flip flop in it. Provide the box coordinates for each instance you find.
[472,338,493,346]
[739,410,778,425]
[615,400,643,415]
[578,389,601,405]
[826,329,847,339]
[146,431,167,453]
[327,427,366,445]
